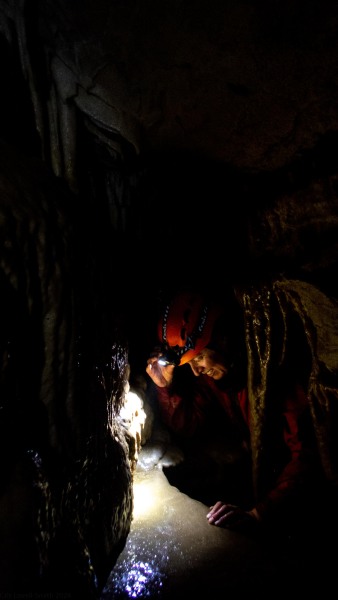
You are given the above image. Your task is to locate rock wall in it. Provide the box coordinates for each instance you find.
[0,141,133,596]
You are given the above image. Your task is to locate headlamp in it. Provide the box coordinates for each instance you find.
[157,348,181,367]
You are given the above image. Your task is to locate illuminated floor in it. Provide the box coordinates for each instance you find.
[101,418,337,600]
[102,466,275,598]
[100,443,338,600]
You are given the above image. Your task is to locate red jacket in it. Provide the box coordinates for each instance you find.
[155,373,317,520]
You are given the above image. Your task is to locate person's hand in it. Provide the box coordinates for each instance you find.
[206,501,260,533]
[145,355,175,388]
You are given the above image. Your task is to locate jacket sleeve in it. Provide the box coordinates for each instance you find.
[155,378,211,437]
[255,383,316,519]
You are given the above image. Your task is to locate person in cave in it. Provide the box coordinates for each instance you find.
[145,286,336,544]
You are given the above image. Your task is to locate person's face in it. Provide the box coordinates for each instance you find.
[187,348,229,380]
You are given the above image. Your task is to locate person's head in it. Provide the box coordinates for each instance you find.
[157,289,246,382]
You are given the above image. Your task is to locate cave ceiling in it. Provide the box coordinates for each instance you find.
[35,0,338,171]
[1,0,338,290]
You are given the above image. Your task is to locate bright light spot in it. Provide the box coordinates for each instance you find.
[119,389,147,462]
[133,478,157,519]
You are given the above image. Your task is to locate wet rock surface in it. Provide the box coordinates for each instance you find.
[103,451,336,599]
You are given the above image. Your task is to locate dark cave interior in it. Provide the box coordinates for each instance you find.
[1,1,338,597]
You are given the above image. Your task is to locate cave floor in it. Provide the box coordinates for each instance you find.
[101,441,336,599]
